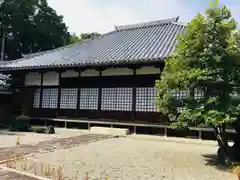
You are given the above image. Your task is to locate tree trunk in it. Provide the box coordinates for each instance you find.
[215,125,231,164]
[232,123,240,161]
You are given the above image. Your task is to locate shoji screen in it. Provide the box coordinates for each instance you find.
[79,88,99,110]
[60,88,78,109]
[41,88,58,108]
[33,88,41,108]
[136,87,157,112]
[101,88,132,111]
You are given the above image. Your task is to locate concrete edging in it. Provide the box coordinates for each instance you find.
[127,134,218,146]
[0,165,51,180]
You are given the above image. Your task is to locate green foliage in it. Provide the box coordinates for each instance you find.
[155,1,240,129]
[14,115,30,131]
[0,0,70,60]
[69,32,101,44]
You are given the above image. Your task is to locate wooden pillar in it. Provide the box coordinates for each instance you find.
[39,72,44,109]
[98,70,102,111]
[76,71,81,118]
[22,87,35,116]
[56,71,61,118]
[132,68,136,122]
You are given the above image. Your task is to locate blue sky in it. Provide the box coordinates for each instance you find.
[47,0,240,34]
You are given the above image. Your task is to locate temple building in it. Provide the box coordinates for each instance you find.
[0,17,186,125]
[0,73,11,123]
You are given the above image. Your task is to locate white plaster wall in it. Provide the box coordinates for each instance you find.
[61,70,79,78]
[81,69,99,77]
[24,72,41,86]
[42,71,59,86]
[102,68,133,76]
[136,66,160,75]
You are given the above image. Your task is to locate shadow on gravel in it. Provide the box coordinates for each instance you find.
[202,154,230,171]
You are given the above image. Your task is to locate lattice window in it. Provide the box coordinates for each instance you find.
[101,88,116,111]
[136,87,157,112]
[194,88,204,100]
[79,88,99,110]
[33,88,41,108]
[41,88,58,109]
[60,88,78,109]
[116,88,132,111]
[231,87,240,101]
[169,89,189,100]
[101,88,133,111]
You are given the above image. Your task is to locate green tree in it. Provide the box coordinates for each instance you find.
[155,0,240,163]
[0,0,70,60]
[69,32,101,44]
[69,33,81,44]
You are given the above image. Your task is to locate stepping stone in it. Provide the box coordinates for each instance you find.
[90,127,129,136]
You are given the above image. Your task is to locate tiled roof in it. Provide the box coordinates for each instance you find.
[0,73,10,90]
[0,17,186,70]
[0,73,9,80]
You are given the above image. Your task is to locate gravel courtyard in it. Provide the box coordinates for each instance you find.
[7,134,236,180]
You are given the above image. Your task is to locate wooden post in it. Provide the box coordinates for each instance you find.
[76,70,81,118]
[56,71,61,117]
[164,127,167,137]
[134,126,137,134]
[199,130,202,140]
[39,72,44,109]
[98,70,102,111]
[132,68,136,122]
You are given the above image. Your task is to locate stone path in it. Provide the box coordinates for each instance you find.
[0,133,113,180]
[0,134,112,162]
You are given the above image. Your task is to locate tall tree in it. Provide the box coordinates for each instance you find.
[0,0,70,60]
[155,0,240,163]
[69,32,101,44]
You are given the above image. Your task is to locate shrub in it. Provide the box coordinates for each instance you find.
[31,127,45,134]
[14,115,30,132]
[233,165,240,178]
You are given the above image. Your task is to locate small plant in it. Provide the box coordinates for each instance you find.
[14,115,30,132]
[16,135,20,146]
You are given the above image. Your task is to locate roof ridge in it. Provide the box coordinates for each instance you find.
[114,17,179,31]
[171,21,187,27]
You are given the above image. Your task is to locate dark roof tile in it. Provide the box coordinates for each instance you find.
[0,17,186,70]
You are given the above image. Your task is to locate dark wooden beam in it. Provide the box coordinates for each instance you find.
[76,71,81,118]
[56,71,61,118]
[39,72,44,109]
[98,70,102,111]
[132,68,136,122]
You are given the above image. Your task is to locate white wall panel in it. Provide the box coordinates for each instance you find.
[102,68,133,76]
[81,69,99,77]
[136,66,160,75]
[42,71,59,86]
[61,70,79,78]
[24,72,41,86]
